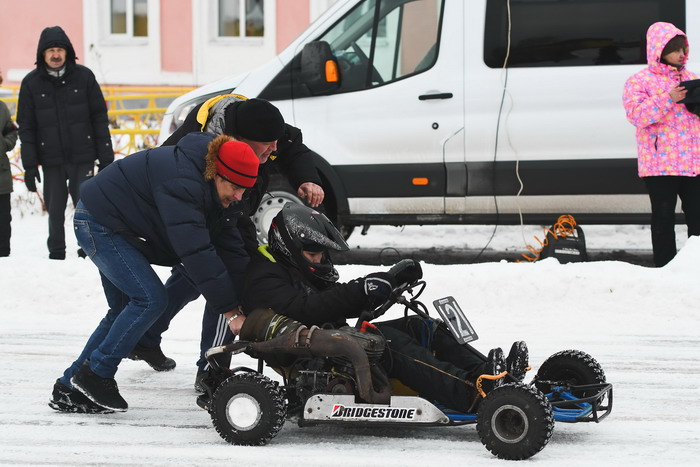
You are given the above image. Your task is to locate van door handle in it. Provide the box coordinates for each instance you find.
[418,92,453,100]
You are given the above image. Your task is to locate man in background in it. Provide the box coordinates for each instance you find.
[17,26,113,260]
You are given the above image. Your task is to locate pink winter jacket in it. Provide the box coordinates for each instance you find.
[623,22,700,177]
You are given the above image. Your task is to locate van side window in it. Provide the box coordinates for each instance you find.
[484,0,685,68]
[259,0,444,100]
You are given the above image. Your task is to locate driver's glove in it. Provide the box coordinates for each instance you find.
[388,259,423,286]
[363,272,396,301]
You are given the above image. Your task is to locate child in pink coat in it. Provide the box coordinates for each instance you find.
[623,22,700,267]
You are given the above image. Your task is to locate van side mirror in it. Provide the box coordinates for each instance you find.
[300,41,340,95]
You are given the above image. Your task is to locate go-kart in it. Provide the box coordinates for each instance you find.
[197,269,613,460]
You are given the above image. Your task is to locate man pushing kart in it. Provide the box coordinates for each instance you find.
[227,203,529,413]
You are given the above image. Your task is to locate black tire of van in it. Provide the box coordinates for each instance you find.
[253,171,354,245]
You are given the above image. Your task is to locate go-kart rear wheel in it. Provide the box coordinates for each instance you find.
[210,373,286,446]
[533,350,606,407]
[477,382,554,460]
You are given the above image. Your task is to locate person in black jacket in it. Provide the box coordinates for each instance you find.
[17,26,114,260]
[129,96,324,390]
[238,204,530,414]
[49,132,257,414]
[1,69,19,257]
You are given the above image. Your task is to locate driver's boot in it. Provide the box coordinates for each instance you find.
[506,341,529,382]
[479,347,507,394]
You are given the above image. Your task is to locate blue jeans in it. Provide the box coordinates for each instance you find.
[59,201,168,387]
[138,266,235,372]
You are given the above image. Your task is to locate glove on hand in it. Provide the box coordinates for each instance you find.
[363,272,396,301]
[388,259,423,286]
[24,167,41,192]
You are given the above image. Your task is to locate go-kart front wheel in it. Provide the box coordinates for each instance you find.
[533,349,606,408]
[476,383,554,460]
[210,373,287,446]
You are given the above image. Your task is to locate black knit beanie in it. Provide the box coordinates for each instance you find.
[224,98,285,142]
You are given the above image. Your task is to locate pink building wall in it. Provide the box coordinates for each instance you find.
[276,0,310,53]
[160,0,193,73]
[0,0,84,84]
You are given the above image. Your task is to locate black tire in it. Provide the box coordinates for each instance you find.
[533,350,606,407]
[210,373,286,446]
[477,383,554,460]
[252,190,304,245]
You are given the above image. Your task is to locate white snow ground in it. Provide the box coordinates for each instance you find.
[1,200,699,466]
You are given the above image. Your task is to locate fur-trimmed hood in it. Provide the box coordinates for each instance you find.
[204,134,234,181]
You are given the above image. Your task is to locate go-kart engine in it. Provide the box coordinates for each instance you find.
[330,326,386,367]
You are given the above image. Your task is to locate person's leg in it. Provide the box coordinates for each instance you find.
[58,271,129,387]
[0,192,10,256]
[61,203,168,384]
[138,266,201,349]
[644,176,679,267]
[66,162,94,206]
[197,304,234,372]
[379,316,488,377]
[376,324,478,413]
[678,175,700,238]
[43,165,69,258]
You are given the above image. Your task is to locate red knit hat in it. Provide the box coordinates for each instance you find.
[216,140,259,188]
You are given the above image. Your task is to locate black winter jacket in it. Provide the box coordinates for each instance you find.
[163,100,322,252]
[17,26,113,169]
[242,250,371,327]
[80,132,248,314]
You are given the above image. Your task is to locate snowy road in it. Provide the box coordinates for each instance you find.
[1,214,699,465]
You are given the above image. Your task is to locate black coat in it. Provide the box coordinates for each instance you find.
[17,26,113,169]
[163,101,321,252]
[242,250,371,327]
[80,132,248,314]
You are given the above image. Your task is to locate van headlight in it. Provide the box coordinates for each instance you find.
[169,99,203,134]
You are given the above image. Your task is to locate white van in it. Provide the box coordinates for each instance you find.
[160,0,695,238]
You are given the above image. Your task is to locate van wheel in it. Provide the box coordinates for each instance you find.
[252,191,304,245]
[252,190,353,244]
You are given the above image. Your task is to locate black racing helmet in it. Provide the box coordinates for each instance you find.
[268,203,349,286]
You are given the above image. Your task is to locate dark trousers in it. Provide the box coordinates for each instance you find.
[376,318,488,413]
[137,265,234,372]
[42,163,94,256]
[0,193,10,256]
[644,175,700,267]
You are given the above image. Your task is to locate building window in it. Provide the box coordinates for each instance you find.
[111,0,148,37]
[218,0,264,37]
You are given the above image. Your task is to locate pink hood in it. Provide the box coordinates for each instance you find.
[646,22,688,75]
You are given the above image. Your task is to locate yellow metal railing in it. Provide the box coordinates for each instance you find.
[1,85,195,181]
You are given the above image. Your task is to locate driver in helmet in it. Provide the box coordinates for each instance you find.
[236,203,529,414]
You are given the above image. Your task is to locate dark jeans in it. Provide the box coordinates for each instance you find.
[644,175,700,267]
[376,317,488,413]
[0,192,10,255]
[43,163,93,256]
[137,266,234,372]
[60,201,168,387]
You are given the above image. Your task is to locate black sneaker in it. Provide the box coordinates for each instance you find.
[506,341,529,382]
[49,251,66,260]
[127,344,176,371]
[70,361,128,412]
[480,347,507,394]
[48,379,114,414]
